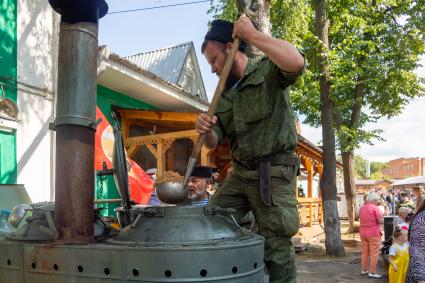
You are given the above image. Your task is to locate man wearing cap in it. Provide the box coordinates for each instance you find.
[396,192,415,214]
[188,166,212,206]
[195,16,305,283]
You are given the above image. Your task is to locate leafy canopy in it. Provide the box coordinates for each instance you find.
[208,0,425,152]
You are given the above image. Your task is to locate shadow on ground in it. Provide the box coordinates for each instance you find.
[296,248,387,283]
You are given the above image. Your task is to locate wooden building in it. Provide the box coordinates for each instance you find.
[355,179,393,194]
[118,109,325,227]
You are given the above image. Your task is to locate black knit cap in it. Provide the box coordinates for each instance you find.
[190,166,213,178]
[204,19,247,52]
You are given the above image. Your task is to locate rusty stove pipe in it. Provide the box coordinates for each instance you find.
[48,0,108,243]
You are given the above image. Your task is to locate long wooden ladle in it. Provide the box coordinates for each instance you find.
[156,36,241,204]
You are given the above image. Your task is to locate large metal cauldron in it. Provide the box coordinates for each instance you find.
[108,205,265,282]
[0,205,264,282]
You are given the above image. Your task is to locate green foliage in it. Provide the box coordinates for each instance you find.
[354,155,367,178]
[208,0,238,21]
[295,0,425,152]
[207,0,425,153]
[354,154,389,179]
[370,171,391,181]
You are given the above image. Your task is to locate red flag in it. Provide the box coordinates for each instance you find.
[95,107,153,204]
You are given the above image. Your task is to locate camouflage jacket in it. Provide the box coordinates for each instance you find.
[213,56,304,161]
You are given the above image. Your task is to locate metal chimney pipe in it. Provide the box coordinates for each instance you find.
[48,0,108,243]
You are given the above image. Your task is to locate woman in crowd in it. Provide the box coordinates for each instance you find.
[359,192,384,279]
[388,226,409,283]
[406,199,425,283]
[393,206,412,228]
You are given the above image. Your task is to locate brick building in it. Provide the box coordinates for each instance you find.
[381,157,425,179]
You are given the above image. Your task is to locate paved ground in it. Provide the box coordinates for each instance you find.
[296,247,387,283]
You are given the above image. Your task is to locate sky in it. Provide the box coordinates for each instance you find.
[99,0,425,163]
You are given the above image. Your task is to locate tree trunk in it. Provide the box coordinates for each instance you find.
[342,151,358,232]
[314,0,345,256]
[237,0,270,58]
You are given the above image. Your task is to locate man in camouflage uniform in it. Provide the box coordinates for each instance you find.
[196,16,305,283]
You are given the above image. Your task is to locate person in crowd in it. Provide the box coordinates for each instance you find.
[393,207,412,228]
[396,192,415,214]
[388,226,409,283]
[378,199,388,216]
[146,168,160,206]
[188,166,213,206]
[406,198,425,283]
[359,192,384,279]
[298,186,306,198]
[209,168,221,194]
[412,186,425,211]
[386,191,395,215]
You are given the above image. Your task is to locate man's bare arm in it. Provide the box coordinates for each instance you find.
[232,15,304,73]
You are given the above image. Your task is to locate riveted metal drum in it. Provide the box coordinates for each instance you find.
[0,205,265,282]
[108,205,265,282]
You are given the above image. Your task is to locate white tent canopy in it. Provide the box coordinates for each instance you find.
[391,175,425,186]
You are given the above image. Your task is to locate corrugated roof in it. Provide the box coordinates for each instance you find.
[355,179,379,186]
[355,179,393,186]
[126,42,193,86]
[125,42,207,102]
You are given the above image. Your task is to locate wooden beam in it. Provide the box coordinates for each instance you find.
[127,145,139,158]
[119,110,199,123]
[145,144,157,157]
[121,117,129,139]
[297,197,321,203]
[125,130,198,147]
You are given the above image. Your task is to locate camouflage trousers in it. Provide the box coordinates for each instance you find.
[211,163,300,283]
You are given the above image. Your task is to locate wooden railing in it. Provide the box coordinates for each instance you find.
[297,197,323,227]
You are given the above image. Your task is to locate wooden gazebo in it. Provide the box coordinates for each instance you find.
[119,109,325,227]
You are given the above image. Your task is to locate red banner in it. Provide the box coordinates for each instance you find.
[94,107,153,204]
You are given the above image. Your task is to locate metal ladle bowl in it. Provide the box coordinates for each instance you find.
[155,182,189,204]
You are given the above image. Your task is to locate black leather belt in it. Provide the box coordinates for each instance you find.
[233,153,299,207]
[233,153,299,170]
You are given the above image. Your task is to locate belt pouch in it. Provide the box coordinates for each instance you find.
[260,160,272,206]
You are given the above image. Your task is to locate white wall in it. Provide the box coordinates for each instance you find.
[16,0,59,202]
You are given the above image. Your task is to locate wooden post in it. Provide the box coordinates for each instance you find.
[305,158,313,198]
[157,140,164,175]
[318,201,323,224]
[127,145,139,159]
[309,202,313,227]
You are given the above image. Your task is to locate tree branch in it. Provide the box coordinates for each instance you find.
[350,79,365,128]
